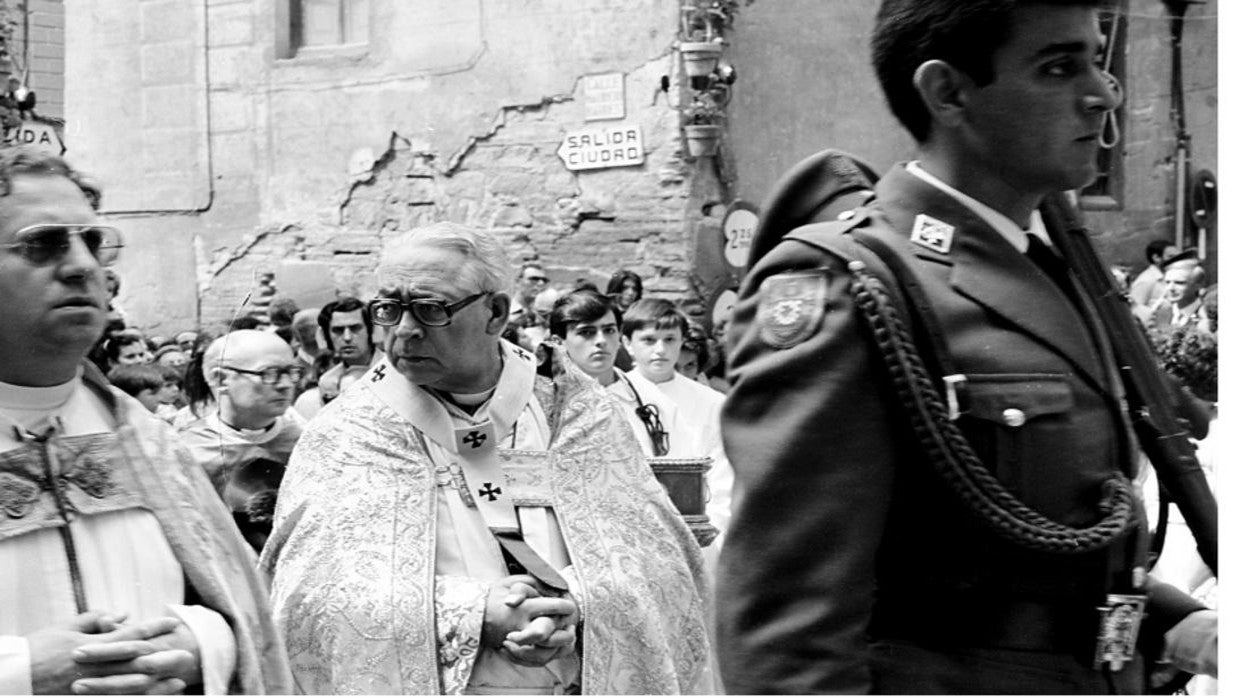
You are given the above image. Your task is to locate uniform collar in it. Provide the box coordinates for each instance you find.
[905,161,1049,252]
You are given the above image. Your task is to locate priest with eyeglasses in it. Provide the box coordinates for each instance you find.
[262,221,710,694]
[177,330,307,552]
[0,147,290,694]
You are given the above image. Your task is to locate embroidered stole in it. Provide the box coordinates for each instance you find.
[365,342,568,591]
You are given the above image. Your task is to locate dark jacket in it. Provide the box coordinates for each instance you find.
[717,164,1203,694]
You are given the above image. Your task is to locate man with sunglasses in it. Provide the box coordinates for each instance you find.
[263,221,710,694]
[0,147,289,694]
[178,330,306,551]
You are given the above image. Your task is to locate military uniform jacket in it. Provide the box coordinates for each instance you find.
[717,164,1203,694]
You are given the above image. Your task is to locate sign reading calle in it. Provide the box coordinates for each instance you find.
[583,72,626,121]
[3,120,65,155]
[556,124,645,171]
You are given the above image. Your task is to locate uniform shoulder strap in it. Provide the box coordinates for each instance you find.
[849,223,957,381]
[747,148,879,269]
[785,209,958,382]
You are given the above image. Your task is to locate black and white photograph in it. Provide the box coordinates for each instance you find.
[0,0,1225,694]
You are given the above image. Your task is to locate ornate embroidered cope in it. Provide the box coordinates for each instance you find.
[263,341,711,695]
[0,364,292,694]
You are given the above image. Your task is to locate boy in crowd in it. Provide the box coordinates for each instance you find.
[107,363,166,414]
[621,299,734,543]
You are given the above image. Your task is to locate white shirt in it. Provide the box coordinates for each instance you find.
[605,370,689,458]
[627,370,734,539]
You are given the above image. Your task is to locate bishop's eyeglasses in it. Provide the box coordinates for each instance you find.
[369,291,492,328]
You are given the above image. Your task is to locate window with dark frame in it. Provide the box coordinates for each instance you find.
[1081,7,1126,209]
[292,0,369,52]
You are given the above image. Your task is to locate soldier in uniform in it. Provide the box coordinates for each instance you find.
[716,0,1217,694]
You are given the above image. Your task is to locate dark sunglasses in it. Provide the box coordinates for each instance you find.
[223,365,306,385]
[635,403,670,457]
[369,291,492,328]
[2,224,124,266]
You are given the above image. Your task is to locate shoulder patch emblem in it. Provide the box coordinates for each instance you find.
[910,213,955,254]
[758,271,827,349]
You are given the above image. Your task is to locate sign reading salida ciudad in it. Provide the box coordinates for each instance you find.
[557,123,644,171]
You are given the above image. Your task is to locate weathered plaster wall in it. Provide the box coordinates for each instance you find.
[67,0,707,333]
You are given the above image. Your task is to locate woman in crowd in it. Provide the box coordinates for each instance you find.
[605,269,643,312]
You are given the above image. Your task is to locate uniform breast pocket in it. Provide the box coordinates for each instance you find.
[957,374,1075,504]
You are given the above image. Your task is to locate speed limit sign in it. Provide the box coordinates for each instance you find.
[722,201,759,268]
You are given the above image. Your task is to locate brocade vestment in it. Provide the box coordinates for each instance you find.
[0,364,291,694]
[263,341,710,694]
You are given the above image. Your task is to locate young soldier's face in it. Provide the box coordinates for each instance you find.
[625,326,682,384]
[956,5,1118,196]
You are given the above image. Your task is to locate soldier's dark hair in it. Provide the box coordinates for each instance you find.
[0,145,101,209]
[317,296,373,353]
[549,290,621,339]
[621,297,689,339]
[871,0,1109,142]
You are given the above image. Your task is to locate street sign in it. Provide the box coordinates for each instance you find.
[3,120,65,155]
[583,72,625,121]
[722,201,759,268]
[557,123,645,171]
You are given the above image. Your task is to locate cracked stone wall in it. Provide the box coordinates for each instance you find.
[67,0,713,333]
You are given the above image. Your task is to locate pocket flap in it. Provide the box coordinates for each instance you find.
[960,374,1074,426]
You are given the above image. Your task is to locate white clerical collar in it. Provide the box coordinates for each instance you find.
[0,368,83,433]
[906,161,1049,252]
[440,387,497,416]
[0,368,81,413]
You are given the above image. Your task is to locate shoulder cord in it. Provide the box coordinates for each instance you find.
[844,258,1136,554]
[617,371,669,457]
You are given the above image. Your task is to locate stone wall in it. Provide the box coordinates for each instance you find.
[67,0,714,333]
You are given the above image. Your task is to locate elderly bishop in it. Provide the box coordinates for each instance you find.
[263,222,710,694]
